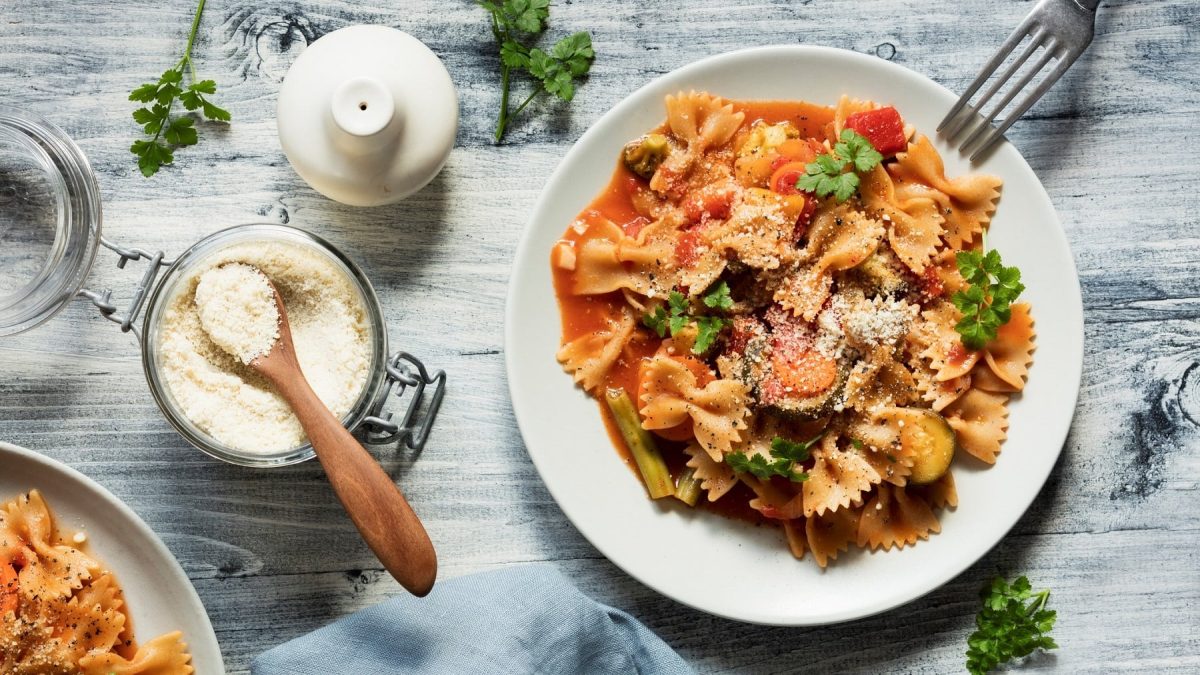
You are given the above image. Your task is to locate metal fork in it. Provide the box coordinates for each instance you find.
[938,0,1100,161]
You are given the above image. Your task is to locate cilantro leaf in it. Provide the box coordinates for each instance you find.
[128,3,229,177]
[966,576,1057,675]
[702,281,733,310]
[950,248,1024,350]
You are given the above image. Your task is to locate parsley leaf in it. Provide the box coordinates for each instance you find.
[950,248,1025,350]
[129,0,229,177]
[966,576,1057,675]
[692,316,727,354]
[477,1,594,141]
[702,281,733,310]
[641,288,729,355]
[725,435,820,482]
[795,129,882,203]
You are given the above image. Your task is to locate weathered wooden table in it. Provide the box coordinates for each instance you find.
[2,0,1197,672]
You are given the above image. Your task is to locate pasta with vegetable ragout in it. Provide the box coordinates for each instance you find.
[1,490,194,674]
[552,92,1034,566]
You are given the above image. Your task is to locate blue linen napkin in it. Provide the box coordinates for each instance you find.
[251,564,695,675]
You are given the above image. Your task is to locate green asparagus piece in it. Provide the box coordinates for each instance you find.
[674,467,702,506]
[605,388,675,499]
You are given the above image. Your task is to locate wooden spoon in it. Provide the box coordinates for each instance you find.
[250,283,437,596]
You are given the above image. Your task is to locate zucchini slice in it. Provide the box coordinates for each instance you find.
[899,409,958,485]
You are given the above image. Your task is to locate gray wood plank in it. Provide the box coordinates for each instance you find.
[1,0,1198,672]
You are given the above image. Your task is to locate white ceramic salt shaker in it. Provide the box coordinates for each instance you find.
[277,25,458,207]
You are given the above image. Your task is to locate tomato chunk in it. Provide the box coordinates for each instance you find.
[682,185,734,224]
[1,560,18,615]
[793,193,818,243]
[845,106,908,155]
[674,230,703,267]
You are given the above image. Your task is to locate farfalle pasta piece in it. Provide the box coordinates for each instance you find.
[806,505,861,568]
[830,95,876,140]
[849,410,918,486]
[857,483,941,551]
[917,301,982,381]
[4,492,96,600]
[703,188,802,271]
[638,354,750,460]
[889,135,1002,250]
[556,309,636,393]
[913,472,958,510]
[980,302,1035,392]
[860,165,944,273]
[682,442,738,502]
[943,389,1010,464]
[777,204,885,320]
[80,631,194,675]
[802,435,881,517]
[571,216,677,297]
[844,346,918,413]
[911,358,972,412]
[783,519,808,560]
[651,92,745,194]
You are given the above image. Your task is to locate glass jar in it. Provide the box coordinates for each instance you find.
[0,109,444,467]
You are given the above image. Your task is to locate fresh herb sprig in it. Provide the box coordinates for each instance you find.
[128,0,229,177]
[966,576,1057,675]
[726,435,820,482]
[796,129,883,202]
[642,282,732,354]
[477,0,594,142]
[950,248,1024,350]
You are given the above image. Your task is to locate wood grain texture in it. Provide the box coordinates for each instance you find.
[1,0,1198,673]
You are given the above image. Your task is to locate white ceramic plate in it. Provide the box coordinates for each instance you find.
[505,46,1083,625]
[0,442,225,673]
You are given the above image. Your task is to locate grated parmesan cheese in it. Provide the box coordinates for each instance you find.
[194,263,280,365]
[158,241,371,455]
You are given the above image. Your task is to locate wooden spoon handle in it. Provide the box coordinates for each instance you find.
[274,375,438,596]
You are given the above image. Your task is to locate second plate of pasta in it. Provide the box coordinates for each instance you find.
[506,46,1083,625]
[0,441,224,673]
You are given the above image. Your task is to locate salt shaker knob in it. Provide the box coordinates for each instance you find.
[277,26,458,207]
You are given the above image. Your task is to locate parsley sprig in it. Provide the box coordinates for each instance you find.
[128,0,230,177]
[726,435,820,482]
[966,576,1057,675]
[477,0,594,142]
[950,248,1024,350]
[642,283,732,354]
[796,129,883,202]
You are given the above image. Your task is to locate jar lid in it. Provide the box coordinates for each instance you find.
[0,109,102,336]
[276,26,459,207]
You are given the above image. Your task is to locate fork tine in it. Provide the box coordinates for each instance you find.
[937,14,1038,132]
[968,51,1078,161]
[941,26,1047,140]
[958,40,1060,152]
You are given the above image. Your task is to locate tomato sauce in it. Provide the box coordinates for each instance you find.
[551,100,836,526]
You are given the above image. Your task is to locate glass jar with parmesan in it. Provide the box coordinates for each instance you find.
[0,110,444,465]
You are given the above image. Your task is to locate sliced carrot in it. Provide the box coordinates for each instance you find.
[769,161,809,196]
[777,138,819,164]
[771,348,838,397]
